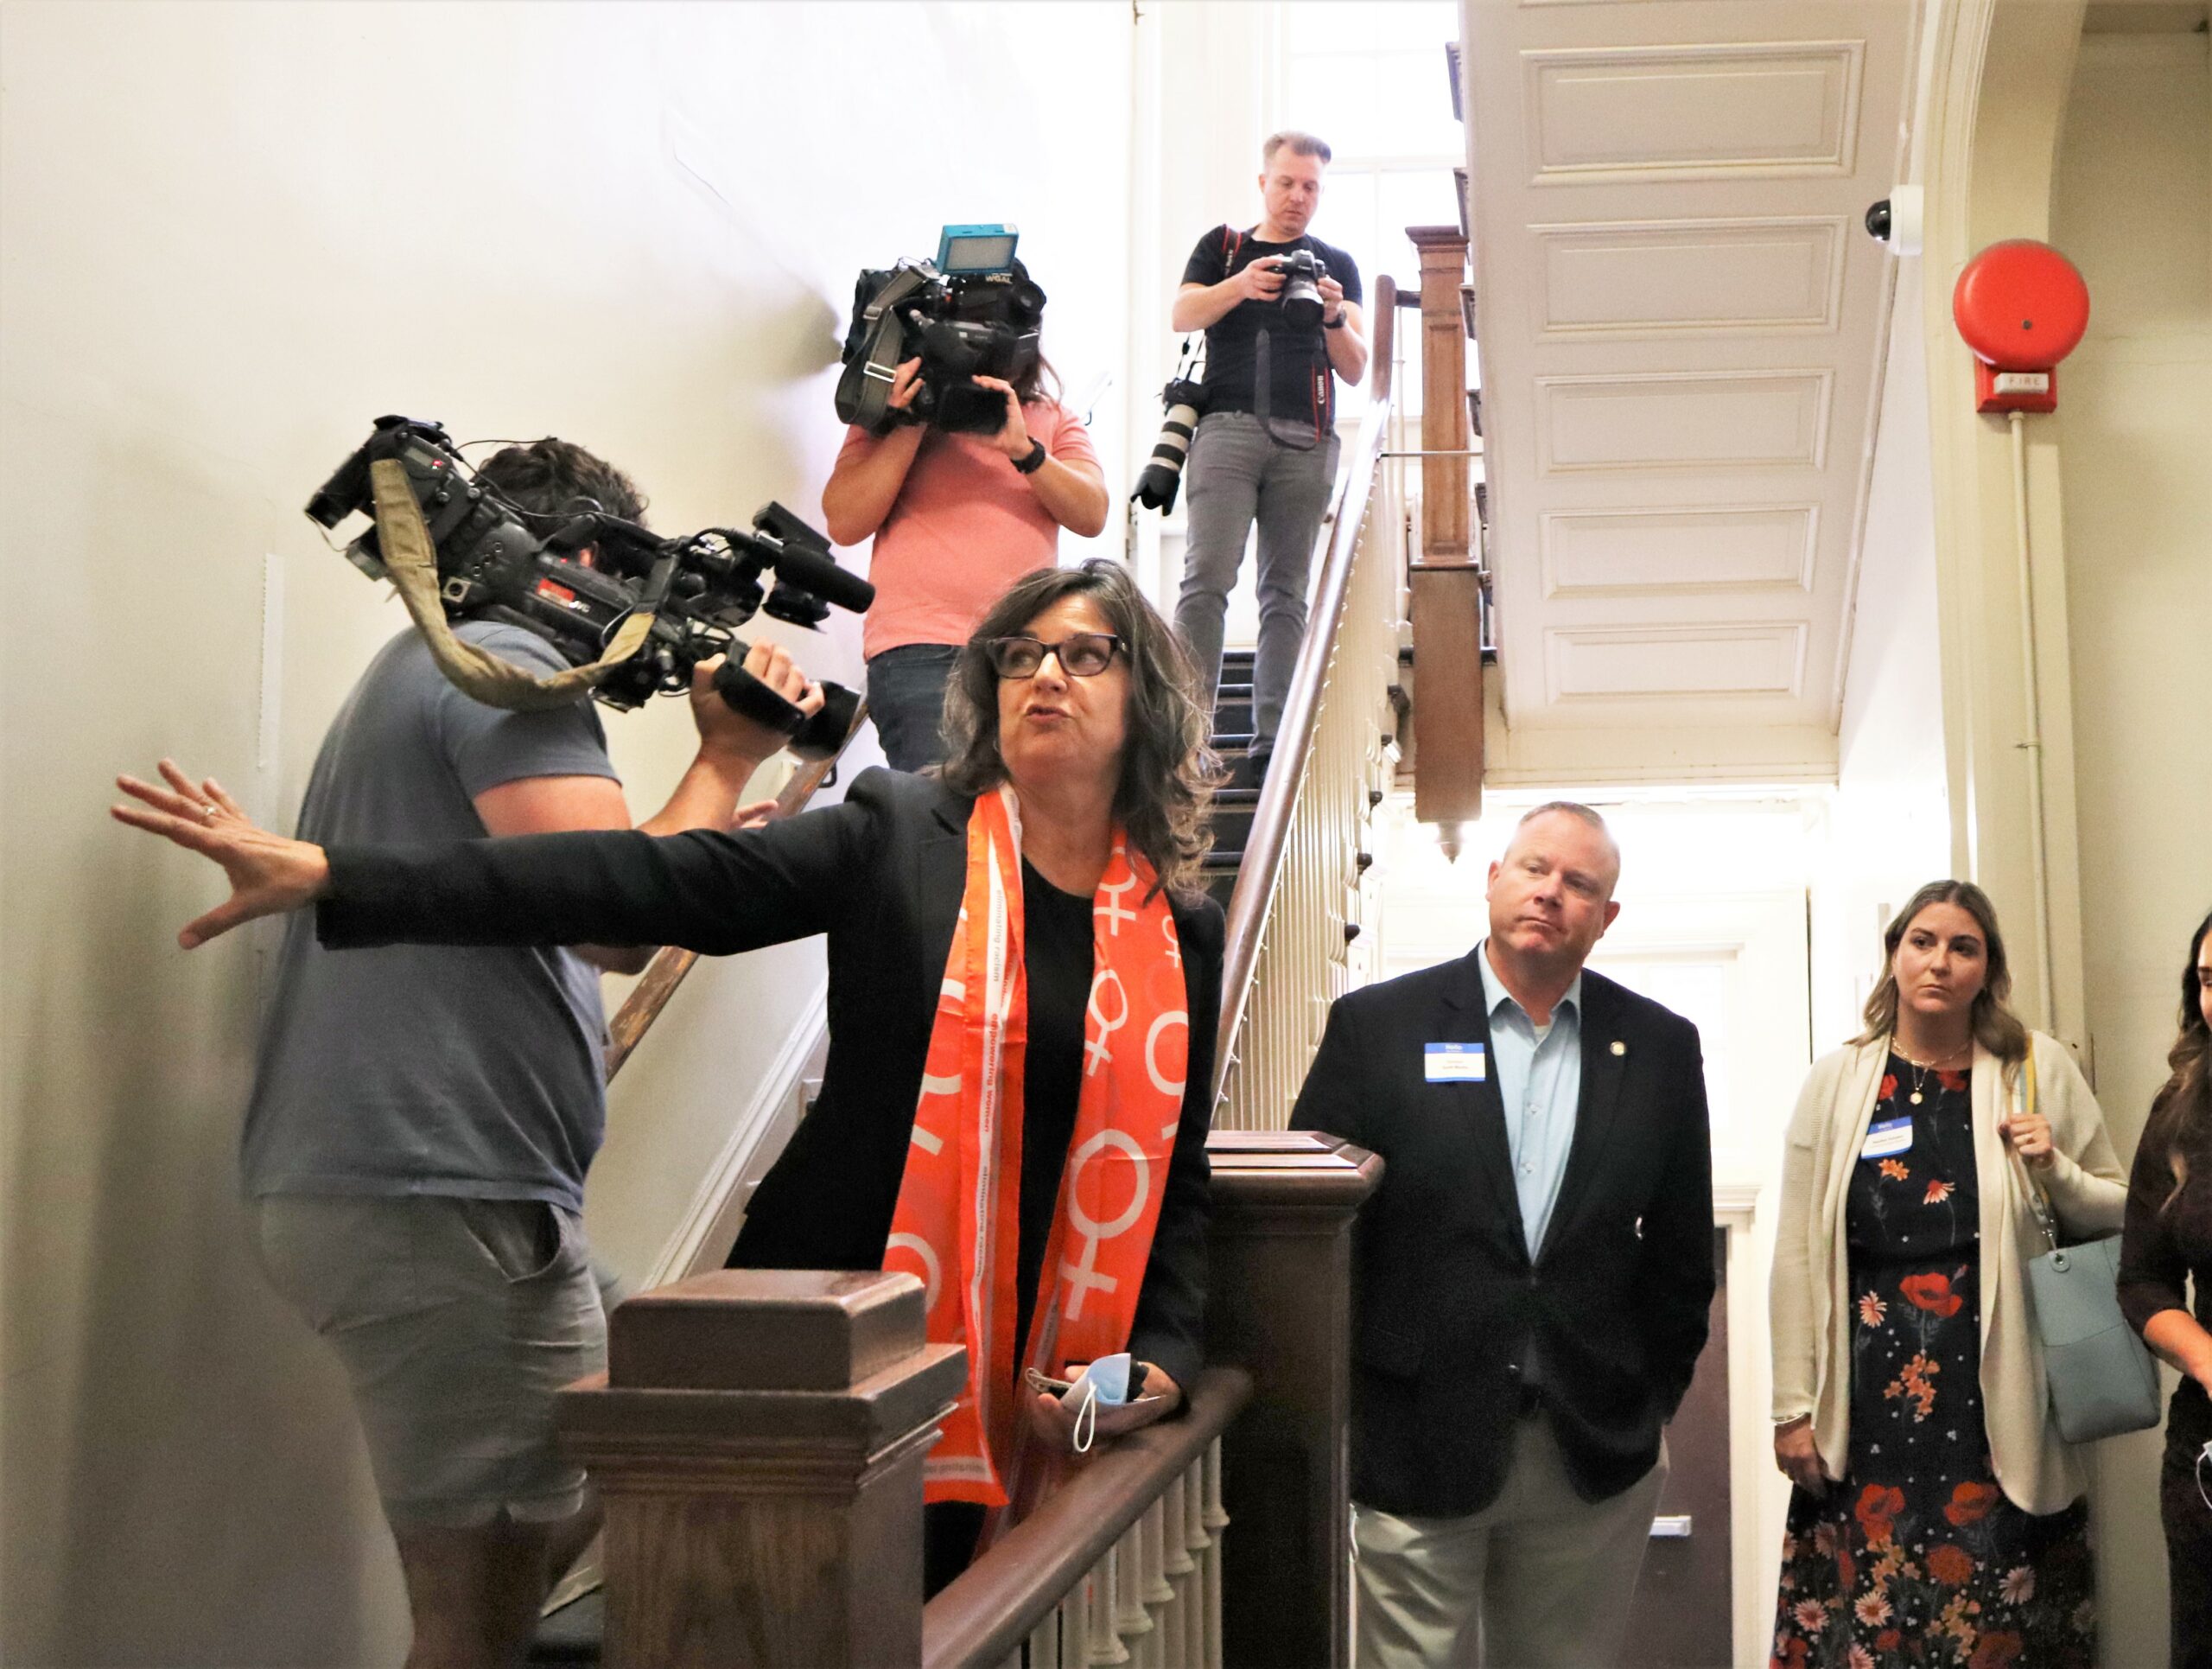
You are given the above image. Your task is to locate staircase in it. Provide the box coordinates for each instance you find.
[1200,649,1262,912]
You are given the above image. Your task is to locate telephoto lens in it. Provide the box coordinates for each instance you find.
[1132,379,1207,513]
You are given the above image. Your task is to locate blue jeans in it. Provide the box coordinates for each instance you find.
[1173,411,1341,751]
[866,644,962,774]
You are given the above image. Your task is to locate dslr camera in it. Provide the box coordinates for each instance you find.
[836,224,1046,437]
[306,417,874,757]
[1274,249,1328,329]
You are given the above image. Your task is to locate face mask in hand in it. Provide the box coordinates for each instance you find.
[1027,1354,1141,1454]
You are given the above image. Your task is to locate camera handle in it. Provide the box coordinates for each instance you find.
[712,653,864,763]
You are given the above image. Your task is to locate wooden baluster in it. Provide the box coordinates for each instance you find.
[556,1269,964,1669]
[1141,1499,1174,1669]
[1160,1474,1193,1669]
[1058,1561,1093,1669]
[1090,1545,1130,1667]
[1182,1457,1210,1669]
[1114,1521,1154,1661]
[1027,1607,1060,1669]
[1202,1438,1229,1669]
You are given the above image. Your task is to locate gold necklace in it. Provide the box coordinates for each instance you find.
[1891,1038,1970,1105]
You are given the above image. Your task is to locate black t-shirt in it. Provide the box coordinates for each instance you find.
[1181,224,1363,433]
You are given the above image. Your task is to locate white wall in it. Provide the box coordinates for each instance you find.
[1811,257,1954,1051]
[0,3,1135,1660]
[2051,30,2212,1669]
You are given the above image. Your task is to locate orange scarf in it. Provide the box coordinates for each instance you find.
[884,785,1191,1510]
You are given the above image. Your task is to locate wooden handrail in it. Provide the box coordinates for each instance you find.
[1211,334,1396,1102]
[601,706,866,1080]
[920,1366,1254,1669]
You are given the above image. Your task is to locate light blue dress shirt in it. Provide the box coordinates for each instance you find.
[1476,940,1583,1261]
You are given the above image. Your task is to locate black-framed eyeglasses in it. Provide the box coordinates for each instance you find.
[983,633,1125,679]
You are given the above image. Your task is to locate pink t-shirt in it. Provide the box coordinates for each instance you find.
[842,402,1102,659]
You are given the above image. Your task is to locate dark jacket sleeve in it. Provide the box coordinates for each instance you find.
[317,767,903,956]
[1127,895,1224,1398]
[1634,1016,1716,1421]
[1290,993,1369,1149]
[2119,1102,2192,1337]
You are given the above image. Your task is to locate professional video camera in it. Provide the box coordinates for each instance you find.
[305,416,874,758]
[836,224,1046,437]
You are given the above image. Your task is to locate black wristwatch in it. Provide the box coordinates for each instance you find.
[1012,439,1048,475]
[1324,311,1348,331]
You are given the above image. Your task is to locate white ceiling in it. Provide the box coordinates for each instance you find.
[1459,0,1922,780]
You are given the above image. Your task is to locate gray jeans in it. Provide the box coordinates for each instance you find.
[1173,411,1341,750]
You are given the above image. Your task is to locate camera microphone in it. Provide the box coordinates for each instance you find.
[759,534,875,616]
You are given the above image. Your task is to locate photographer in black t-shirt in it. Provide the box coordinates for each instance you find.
[1170,130,1366,779]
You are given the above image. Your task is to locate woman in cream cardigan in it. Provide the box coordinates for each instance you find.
[1768,881,2125,1669]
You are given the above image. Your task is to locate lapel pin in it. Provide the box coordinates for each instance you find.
[1611,1040,1627,1057]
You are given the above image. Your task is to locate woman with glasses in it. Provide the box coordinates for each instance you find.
[824,340,1110,774]
[111,558,1222,1594]
[2120,909,2212,1669]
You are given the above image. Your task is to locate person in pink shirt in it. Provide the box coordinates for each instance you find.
[823,355,1109,771]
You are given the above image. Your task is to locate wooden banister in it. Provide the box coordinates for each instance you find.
[1212,379,1395,1102]
[921,1367,1254,1669]
[602,711,865,1080]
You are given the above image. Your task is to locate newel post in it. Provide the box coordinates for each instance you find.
[1205,1131,1382,1669]
[557,1269,966,1669]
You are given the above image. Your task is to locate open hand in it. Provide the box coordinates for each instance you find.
[111,760,331,948]
[1022,1365,1184,1456]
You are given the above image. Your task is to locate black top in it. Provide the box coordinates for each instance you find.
[1292,951,1714,1518]
[1181,224,1363,432]
[315,768,1223,1394]
[1014,859,1091,1366]
[2119,1091,2212,1458]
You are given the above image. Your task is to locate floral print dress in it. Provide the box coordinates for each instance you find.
[1771,1056,2096,1669]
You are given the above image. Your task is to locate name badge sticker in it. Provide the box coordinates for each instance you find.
[1425,1043,1487,1083]
[1861,1115,1913,1160]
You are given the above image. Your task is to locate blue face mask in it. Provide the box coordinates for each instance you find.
[1064,1354,1133,1453]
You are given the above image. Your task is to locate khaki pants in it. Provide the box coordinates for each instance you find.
[1353,1417,1668,1669]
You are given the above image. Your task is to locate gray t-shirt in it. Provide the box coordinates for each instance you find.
[242,621,620,1212]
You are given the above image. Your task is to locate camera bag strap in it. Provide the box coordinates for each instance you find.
[836,264,934,436]
[369,458,657,712]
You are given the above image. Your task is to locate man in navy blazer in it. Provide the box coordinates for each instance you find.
[1292,802,1713,1667]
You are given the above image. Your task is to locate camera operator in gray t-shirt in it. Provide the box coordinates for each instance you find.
[241,437,822,1666]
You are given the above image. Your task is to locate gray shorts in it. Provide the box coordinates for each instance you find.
[251,1194,621,1531]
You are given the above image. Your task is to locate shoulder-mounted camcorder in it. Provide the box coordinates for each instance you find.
[836,224,1046,437]
[306,417,874,757]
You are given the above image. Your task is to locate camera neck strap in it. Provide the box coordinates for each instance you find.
[369,458,657,713]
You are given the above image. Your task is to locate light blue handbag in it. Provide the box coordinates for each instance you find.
[2011,1053,2161,1443]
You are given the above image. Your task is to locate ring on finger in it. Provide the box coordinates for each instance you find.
[198,803,218,821]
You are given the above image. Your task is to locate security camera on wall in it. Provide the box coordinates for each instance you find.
[1864,185,1924,257]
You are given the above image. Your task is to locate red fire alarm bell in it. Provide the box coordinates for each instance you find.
[1952,239,2090,415]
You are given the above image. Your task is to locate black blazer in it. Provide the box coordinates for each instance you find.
[1290,950,1713,1518]
[319,768,1224,1392]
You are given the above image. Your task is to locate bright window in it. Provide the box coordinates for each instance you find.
[1275,0,1463,417]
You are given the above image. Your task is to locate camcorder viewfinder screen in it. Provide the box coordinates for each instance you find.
[938,224,1019,276]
